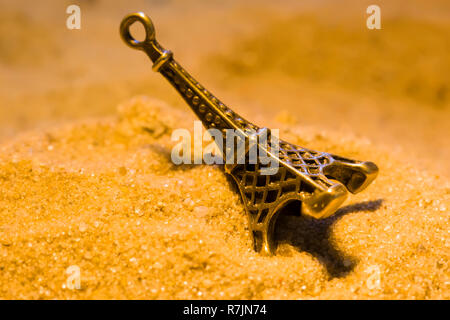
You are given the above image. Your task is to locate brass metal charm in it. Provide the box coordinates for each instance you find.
[120,12,378,255]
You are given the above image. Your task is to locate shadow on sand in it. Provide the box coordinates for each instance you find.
[275,199,383,279]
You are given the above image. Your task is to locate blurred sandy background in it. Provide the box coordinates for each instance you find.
[0,0,449,299]
[1,0,449,175]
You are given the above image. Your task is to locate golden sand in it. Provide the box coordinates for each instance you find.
[0,97,448,299]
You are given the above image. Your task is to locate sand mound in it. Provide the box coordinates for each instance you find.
[0,97,448,299]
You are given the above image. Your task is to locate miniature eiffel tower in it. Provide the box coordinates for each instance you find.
[120,13,378,255]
